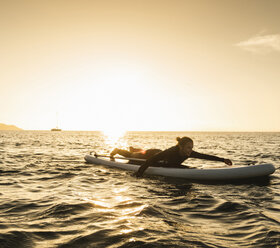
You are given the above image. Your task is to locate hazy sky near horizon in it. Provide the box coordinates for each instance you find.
[1,0,280,132]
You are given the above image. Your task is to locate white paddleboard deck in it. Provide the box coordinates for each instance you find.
[84,155,275,180]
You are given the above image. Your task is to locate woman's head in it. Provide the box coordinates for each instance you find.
[176,136,193,156]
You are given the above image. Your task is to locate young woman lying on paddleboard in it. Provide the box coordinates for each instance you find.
[135,136,232,177]
[110,136,232,177]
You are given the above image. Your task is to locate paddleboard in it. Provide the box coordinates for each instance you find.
[84,155,275,180]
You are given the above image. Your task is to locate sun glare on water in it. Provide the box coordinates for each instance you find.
[102,128,128,148]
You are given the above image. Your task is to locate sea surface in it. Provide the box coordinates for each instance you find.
[0,131,279,248]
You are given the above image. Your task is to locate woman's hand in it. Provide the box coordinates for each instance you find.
[224,159,232,166]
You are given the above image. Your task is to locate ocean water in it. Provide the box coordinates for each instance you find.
[0,131,279,248]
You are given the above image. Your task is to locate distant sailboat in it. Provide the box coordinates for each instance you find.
[51,113,62,131]
[51,127,61,131]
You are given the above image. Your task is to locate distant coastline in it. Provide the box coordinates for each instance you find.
[0,123,23,130]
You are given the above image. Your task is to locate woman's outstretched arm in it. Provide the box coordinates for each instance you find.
[190,151,232,165]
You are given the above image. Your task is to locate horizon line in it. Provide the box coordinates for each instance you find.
[9,129,280,133]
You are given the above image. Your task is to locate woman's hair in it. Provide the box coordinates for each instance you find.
[176,136,193,146]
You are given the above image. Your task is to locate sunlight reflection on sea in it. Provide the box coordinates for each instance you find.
[0,131,279,248]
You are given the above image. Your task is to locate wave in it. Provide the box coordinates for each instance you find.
[0,131,279,248]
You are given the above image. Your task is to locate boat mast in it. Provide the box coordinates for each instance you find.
[56,112,59,129]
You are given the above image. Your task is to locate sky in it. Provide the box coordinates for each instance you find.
[1,0,280,132]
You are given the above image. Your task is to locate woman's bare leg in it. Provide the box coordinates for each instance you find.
[110,148,132,157]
